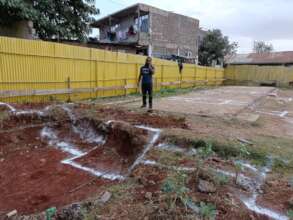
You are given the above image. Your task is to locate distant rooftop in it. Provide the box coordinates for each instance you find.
[226,51,293,65]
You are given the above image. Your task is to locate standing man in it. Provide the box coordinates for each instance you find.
[138,57,155,111]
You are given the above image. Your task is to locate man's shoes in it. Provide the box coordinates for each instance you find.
[147,106,153,113]
[141,105,146,108]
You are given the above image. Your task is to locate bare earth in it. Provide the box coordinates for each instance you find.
[1,86,293,220]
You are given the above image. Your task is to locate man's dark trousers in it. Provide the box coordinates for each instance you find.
[142,83,153,108]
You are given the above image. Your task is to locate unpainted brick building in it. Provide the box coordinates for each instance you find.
[92,3,200,63]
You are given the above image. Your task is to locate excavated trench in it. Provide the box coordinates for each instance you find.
[0,102,291,219]
[0,103,162,214]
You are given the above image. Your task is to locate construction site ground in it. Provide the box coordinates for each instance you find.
[0,86,293,220]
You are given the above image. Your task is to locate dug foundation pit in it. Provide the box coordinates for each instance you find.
[0,104,173,215]
[1,86,293,219]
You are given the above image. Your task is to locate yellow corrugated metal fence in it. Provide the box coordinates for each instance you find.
[0,36,224,103]
[225,65,293,86]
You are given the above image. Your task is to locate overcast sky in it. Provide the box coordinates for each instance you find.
[96,0,293,53]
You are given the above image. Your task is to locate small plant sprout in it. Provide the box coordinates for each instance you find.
[199,202,217,220]
[195,142,214,184]
[239,144,250,158]
[287,209,293,219]
[198,142,214,160]
[234,161,244,185]
[161,171,190,209]
[215,173,229,186]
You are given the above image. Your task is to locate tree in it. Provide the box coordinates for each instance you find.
[0,0,36,25]
[199,29,238,66]
[0,0,99,41]
[253,41,274,53]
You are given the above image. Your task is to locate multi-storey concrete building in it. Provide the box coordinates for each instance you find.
[92,3,200,63]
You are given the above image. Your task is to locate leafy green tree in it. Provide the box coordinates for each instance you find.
[253,40,274,53]
[0,0,99,41]
[199,29,238,66]
[0,0,36,25]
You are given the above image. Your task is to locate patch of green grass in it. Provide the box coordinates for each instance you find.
[253,135,293,161]
[149,149,194,167]
[198,142,214,159]
[288,209,293,219]
[199,202,217,220]
[164,134,268,165]
[106,180,137,199]
[0,111,9,123]
[154,87,204,98]
[214,173,230,186]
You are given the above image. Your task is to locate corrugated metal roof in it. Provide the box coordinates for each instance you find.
[226,51,293,65]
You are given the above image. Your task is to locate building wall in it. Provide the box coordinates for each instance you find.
[149,9,199,59]
[95,4,200,62]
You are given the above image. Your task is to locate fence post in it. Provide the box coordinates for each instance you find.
[136,63,139,94]
[194,66,197,88]
[67,76,71,102]
[161,65,164,90]
[95,60,98,98]
[180,73,182,89]
[205,68,208,86]
[124,78,127,96]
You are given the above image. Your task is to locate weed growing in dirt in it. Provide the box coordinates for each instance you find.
[198,142,214,159]
[0,111,9,128]
[199,202,217,220]
[214,173,230,186]
[287,209,293,219]
[234,161,244,185]
[272,158,293,175]
[239,144,251,158]
[161,171,190,209]
[155,87,195,97]
[194,142,215,185]
[164,133,268,165]
[273,158,288,169]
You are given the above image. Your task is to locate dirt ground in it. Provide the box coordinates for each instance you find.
[0,86,293,220]
[129,86,276,116]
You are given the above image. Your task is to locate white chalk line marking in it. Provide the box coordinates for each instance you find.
[167,97,249,106]
[256,110,289,118]
[141,156,289,220]
[41,126,125,180]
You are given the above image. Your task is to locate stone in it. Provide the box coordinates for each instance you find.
[56,203,83,220]
[197,179,216,193]
[6,210,17,218]
[145,192,152,200]
[100,191,112,203]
